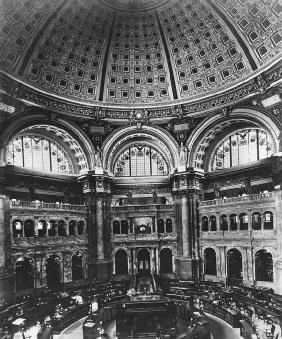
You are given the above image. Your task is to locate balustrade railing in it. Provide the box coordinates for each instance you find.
[10,200,86,211]
[200,192,274,207]
[111,204,173,212]
[111,232,176,241]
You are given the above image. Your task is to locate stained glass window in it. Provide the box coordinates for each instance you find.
[114,145,168,177]
[211,129,274,171]
[6,135,73,174]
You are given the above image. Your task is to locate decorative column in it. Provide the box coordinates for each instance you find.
[151,247,155,274]
[78,171,113,282]
[96,196,104,260]
[272,155,282,294]
[0,175,14,297]
[128,249,132,275]
[156,247,160,274]
[171,168,203,279]
[181,194,189,257]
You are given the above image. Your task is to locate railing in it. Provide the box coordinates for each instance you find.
[201,229,275,238]
[111,204,174,212]
[11,235,87,245]
[200,192,274,207]
[10,200,86,211]
[111,232,177,241]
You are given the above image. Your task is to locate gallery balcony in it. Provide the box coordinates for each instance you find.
[200,192,274,208]
[200,229,276,240]
[111,204,174,213]
[10,200,86,214]
[111,231,177,243]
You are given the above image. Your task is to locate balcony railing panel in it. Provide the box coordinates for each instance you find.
[10,200,86,211]
[200,192,274,207]
[111,232,177,242]
[111,204,173,212]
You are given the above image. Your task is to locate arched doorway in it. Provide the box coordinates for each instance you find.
[115,250,128,275]
[255,250,273,282]
[160,248,173,274]
[227,249,242,282]
[204,248,217,275]
[72,252,83,280]
[16,258,34,291]
[137,249,150,276]
[46,255,61,290]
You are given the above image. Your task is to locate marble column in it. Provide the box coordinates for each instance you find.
[0,196,7,268]
[112,252,116,275]
[151,247,155,273]
[181,195,189,257]
[128,250,132,275]
[274,188,282,294]
[156,247,160,274]
[133,248,137,274]
[96,197,104,260]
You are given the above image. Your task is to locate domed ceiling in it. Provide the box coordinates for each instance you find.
[0,0,281,107]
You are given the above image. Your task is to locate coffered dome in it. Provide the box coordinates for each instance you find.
[0,0,281,107]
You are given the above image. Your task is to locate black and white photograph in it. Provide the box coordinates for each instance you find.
[0,0,281,338]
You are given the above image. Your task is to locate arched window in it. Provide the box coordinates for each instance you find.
[113,221,120,234]
[72,252,83,280]
[38,220,47,237]
[210,215,217,231]
[204,248,217,275]
[48,220,57,236]
[114,145,168,177]
[24,219,35,237]
[252,212,262,230]
[220,215,228,231]
[6,135,73,174]
[77,220,85,235]
[157,219,165,233]
[58,220,67,236]
[121,220,129,234]
[239,213,248,230]
[160,248,173,274]
[263,211,273,230]
[230,214,238,231]
[69,220,77,236]
[202,216,209,232]
[211,129,274,171]
[166,219,172,233]
[16,258,34,291]
[255,250,273,282]
[12,219,23,238]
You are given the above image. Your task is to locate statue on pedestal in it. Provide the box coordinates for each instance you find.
[153,190,157,204]
[94,146,103,174]
[214,184,220,199]
[178,142,187,171]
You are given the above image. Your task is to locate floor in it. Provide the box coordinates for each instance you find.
[205,313,241,339]
[57,313,244,339]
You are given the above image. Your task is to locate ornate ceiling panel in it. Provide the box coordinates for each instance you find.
[214,0,282,66]
[23,0,113,102]
[159,0,256,100]
[0,0,62,72]
[0,0,281,107]
[103,11,174,103]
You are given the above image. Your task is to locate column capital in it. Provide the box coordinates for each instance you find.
[170,168,204,195]
[77,171,113,195]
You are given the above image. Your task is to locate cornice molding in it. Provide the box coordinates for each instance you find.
[0,62,281,120]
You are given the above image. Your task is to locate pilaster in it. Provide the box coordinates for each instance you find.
[171,168,203,279]
[78,171,113,282]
